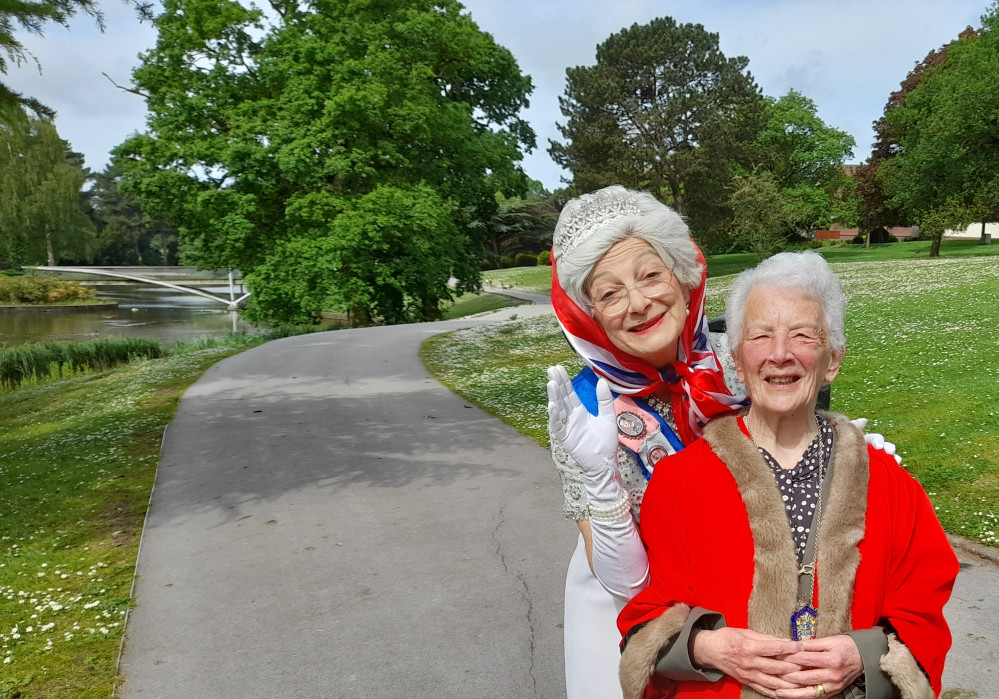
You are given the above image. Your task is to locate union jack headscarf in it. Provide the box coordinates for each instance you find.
[551,246,748,446]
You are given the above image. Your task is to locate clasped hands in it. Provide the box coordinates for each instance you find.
[690,628,863,698]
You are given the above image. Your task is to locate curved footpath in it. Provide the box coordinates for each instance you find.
[119,299,998,697]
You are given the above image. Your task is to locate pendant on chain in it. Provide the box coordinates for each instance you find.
[791,603,818,641]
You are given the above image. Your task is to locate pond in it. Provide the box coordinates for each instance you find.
[0,283,265,347]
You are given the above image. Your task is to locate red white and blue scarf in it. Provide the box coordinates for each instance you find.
[551,247,748,446]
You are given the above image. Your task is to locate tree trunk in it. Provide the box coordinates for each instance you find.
[981,220,988,245]
[46,228,55,266]
[161,230,169,263]
[930,233,942,258]
[665,173,685,216]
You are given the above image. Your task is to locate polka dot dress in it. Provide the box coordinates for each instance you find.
[756,415,834,566]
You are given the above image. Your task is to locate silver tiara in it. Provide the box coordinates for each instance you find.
[553,188,644,258]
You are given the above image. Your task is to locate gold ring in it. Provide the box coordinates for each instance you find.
[813,685,826,698]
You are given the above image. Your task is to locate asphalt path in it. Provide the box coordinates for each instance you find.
[118,302,575,698]
[119,298,998,698]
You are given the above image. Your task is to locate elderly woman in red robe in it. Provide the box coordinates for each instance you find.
[617,251,958,699]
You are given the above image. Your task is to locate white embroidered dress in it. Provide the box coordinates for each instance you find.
[552,334,742,699]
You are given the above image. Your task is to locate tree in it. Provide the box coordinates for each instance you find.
[482,192,559,264]
[878,6,999,257]
[854,30,973,241]
[748,90,857,232]
[86,161,179,264]
[728,174,798,260]
[117,0,534,323]
[549,17,763,233]
[0,111,95,266]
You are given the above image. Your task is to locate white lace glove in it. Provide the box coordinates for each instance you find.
[547,365,650,600]
[852,417,902,466]
[546,365,622,505]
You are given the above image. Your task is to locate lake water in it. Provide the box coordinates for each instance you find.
[0,284,265,347]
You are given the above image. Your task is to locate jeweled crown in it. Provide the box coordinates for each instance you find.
[553,187,644,259]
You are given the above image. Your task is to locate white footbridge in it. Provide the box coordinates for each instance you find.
[29,267,251,311]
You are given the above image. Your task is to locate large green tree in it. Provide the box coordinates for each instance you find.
[549,17,763,233]
[879,5,999,257]
[748,90,857,232]
[854,31,971,241]
[0,111,95,265]
[117,0,534,323]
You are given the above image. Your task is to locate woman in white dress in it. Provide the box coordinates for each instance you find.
[546,186,747,699]
[545,187,894,698]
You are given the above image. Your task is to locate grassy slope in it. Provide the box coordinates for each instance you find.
[424,255,999,547]
[0,339,261,698]
[441,291,527,319]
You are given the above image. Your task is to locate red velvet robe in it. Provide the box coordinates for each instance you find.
[618,414,958,699]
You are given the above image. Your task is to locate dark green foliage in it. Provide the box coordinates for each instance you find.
[86,161,179,265]
[852,235,866,245]
[727,174,798,260]
[869,228,897,244]
[0,337,162,389]
[499,256,516,269]
[879,7,999,257]
[0,274,96,303]
[549,16,763,233]
[117,0,535,324]
[482,194,558,264]
[514,252,537,267]
[537,249,551,266]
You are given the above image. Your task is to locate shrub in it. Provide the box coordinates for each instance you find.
[514,252,537,267]
[0,338,163,390]
[851,235,866,245]
[499,255,516,269]
[537,250,552,266]
[0,275,97,304]
[869,227,898,244]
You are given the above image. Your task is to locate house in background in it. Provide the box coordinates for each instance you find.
[943,222,999,242]
[814,226,917,242]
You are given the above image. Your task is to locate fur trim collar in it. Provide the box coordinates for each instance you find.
[702,412,869,698]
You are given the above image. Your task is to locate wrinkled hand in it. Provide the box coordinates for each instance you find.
[690,628,806,697]
[774,635,864,698]
[851,417,902,466]
[546,366,620,502]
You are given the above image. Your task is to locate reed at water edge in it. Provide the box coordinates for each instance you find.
[0,338,163,390]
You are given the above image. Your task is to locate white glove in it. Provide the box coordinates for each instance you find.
[851,417,902,466]
[546,365,623,505]
[547,365,650,600]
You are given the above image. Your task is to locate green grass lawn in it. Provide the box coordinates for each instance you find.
[441,291,528,319]
[0,336,263,698]
[484,240,999,290]
[422,255,999,547]
[482,265,553,293]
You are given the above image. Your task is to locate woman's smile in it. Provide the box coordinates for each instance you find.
[628,313,666,335]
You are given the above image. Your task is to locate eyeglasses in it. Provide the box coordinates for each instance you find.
[589,267,675,317]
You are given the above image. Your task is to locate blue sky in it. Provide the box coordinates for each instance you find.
[6,0,989,191]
